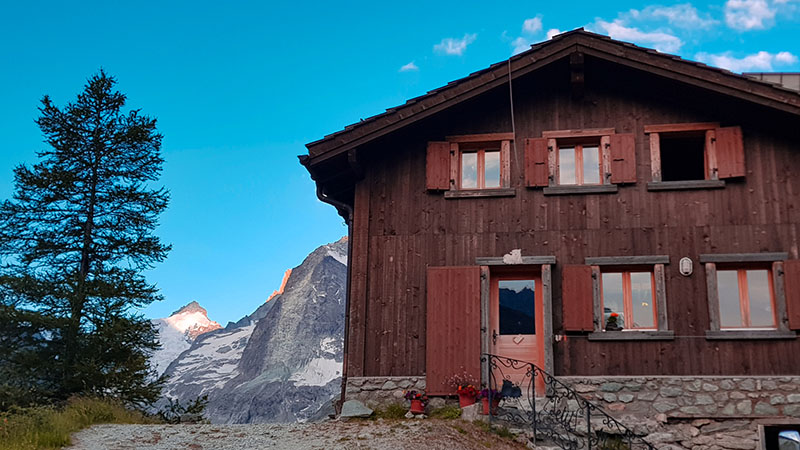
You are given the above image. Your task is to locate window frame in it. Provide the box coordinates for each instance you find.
[459,146,502,190]
[599,270,658,331]
[556,142,604,187]
[716,267,777,330]
[442,133,515,199]
[702,253,796,340]
[584,255,673,341]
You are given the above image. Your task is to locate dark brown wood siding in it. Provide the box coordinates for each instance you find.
[425,266,481,395]
[345,56,800,377]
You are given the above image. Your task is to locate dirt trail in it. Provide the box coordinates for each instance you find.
[66,419,529,450]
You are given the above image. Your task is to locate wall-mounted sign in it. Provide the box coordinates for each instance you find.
[679,257,693,276]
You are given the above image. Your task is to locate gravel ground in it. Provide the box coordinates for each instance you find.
[65,420,529,450]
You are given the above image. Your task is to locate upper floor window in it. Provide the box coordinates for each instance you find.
[426,133,515,198]
[525,128,636,194]
[460,145,501,189]
[558,143,602,186]
[645,123,744,190]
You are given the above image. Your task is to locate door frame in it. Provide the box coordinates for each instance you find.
[479,261,554,388]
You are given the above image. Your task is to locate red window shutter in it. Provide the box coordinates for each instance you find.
[715,126,745,179]
[426,141,451,190]
[562,265,594,332]
[784,260,800,330]
[525,137,549,187]
[426,266,481,395]
[609,133,636,184]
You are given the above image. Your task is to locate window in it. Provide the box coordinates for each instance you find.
[601,271,657,331]
[560,256,672,340]
[558,143,601,186]
[426,133,515,198]
[460,146,501,189]
[717,268,775,329]
[645,122,745,190]
[526,128,635,194]
[701,253,799,339]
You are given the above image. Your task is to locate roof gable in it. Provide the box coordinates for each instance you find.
[305,29,800,164]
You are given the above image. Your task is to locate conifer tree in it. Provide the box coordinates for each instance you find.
[0,71,169,407]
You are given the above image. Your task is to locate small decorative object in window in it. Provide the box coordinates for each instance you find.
[605,312,623,331]
[679,257,693,276]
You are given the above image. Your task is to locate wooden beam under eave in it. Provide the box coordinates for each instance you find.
[570,52,585,100]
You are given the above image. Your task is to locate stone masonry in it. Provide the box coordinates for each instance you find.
[345,376,427,408]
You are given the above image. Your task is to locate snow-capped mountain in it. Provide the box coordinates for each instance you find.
[151,301,222,375]
[155,238,347,423]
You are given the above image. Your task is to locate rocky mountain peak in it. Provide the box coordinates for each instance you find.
[171,300,208,316]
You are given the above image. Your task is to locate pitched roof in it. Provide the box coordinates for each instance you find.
[305,29,800,165]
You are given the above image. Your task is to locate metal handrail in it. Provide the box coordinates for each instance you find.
[481,353,656,450]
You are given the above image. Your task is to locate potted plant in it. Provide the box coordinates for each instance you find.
[605,312,623,331]
[479,388,503,415]
[457,384,479,407]
[404,390,428,414]
[446,371,479,407]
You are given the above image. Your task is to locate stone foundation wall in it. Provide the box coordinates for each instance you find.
[344,376,427,408]
[559,375,800,419]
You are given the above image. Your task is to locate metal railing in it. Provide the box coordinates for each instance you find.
[482,354,656,450]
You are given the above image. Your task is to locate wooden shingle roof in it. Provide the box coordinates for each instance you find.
[305,29,800,165]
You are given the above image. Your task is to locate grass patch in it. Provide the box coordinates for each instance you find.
[471,420,516,441]
[0,397,155,450]
[372,403,408,420]
[428,404,462,419]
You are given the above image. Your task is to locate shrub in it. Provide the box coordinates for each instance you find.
[429,405,462,419]
[373,403,407,420]
[0,397,154,450]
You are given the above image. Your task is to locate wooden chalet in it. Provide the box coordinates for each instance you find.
[301,29,800,441]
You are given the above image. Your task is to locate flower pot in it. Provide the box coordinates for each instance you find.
[410,399,425,414]
[458,392,477,408]
[481,397,500,415]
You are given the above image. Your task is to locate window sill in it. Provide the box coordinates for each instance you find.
[542,185,619,196]
[443,188,517,199]
[587,330,675,341]
[705,330,796,340]
[646,180,725,191]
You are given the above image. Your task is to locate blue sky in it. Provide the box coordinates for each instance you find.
[0,1,797,325]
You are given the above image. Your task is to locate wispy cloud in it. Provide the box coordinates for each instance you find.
[546,28,562,40]
[434,34,477,56]
[695,50,798,72]
[523,17,543,34]
[510,15,545,55]
[593,19,683,53]
[724,0,776,30]
[628,4,718,29]
[399,61,419,72]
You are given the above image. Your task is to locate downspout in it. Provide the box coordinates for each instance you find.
[316,183,353,413]
[298,155,354,413]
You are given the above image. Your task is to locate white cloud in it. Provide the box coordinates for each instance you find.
[546,28,562,40]
[434,33,477,56]
[593,19,683,53]
[399,61,419,72]
[724,0,776,30]
[523,17,543,34]
[695,50,798,72]
[629,4,718,29]
[512,37,531,55]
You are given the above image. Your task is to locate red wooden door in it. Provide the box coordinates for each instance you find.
[489,273,545,393]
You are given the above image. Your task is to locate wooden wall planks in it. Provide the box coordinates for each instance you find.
[348,57,800,377]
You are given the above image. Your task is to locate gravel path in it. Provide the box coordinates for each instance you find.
[66,420,529,450]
